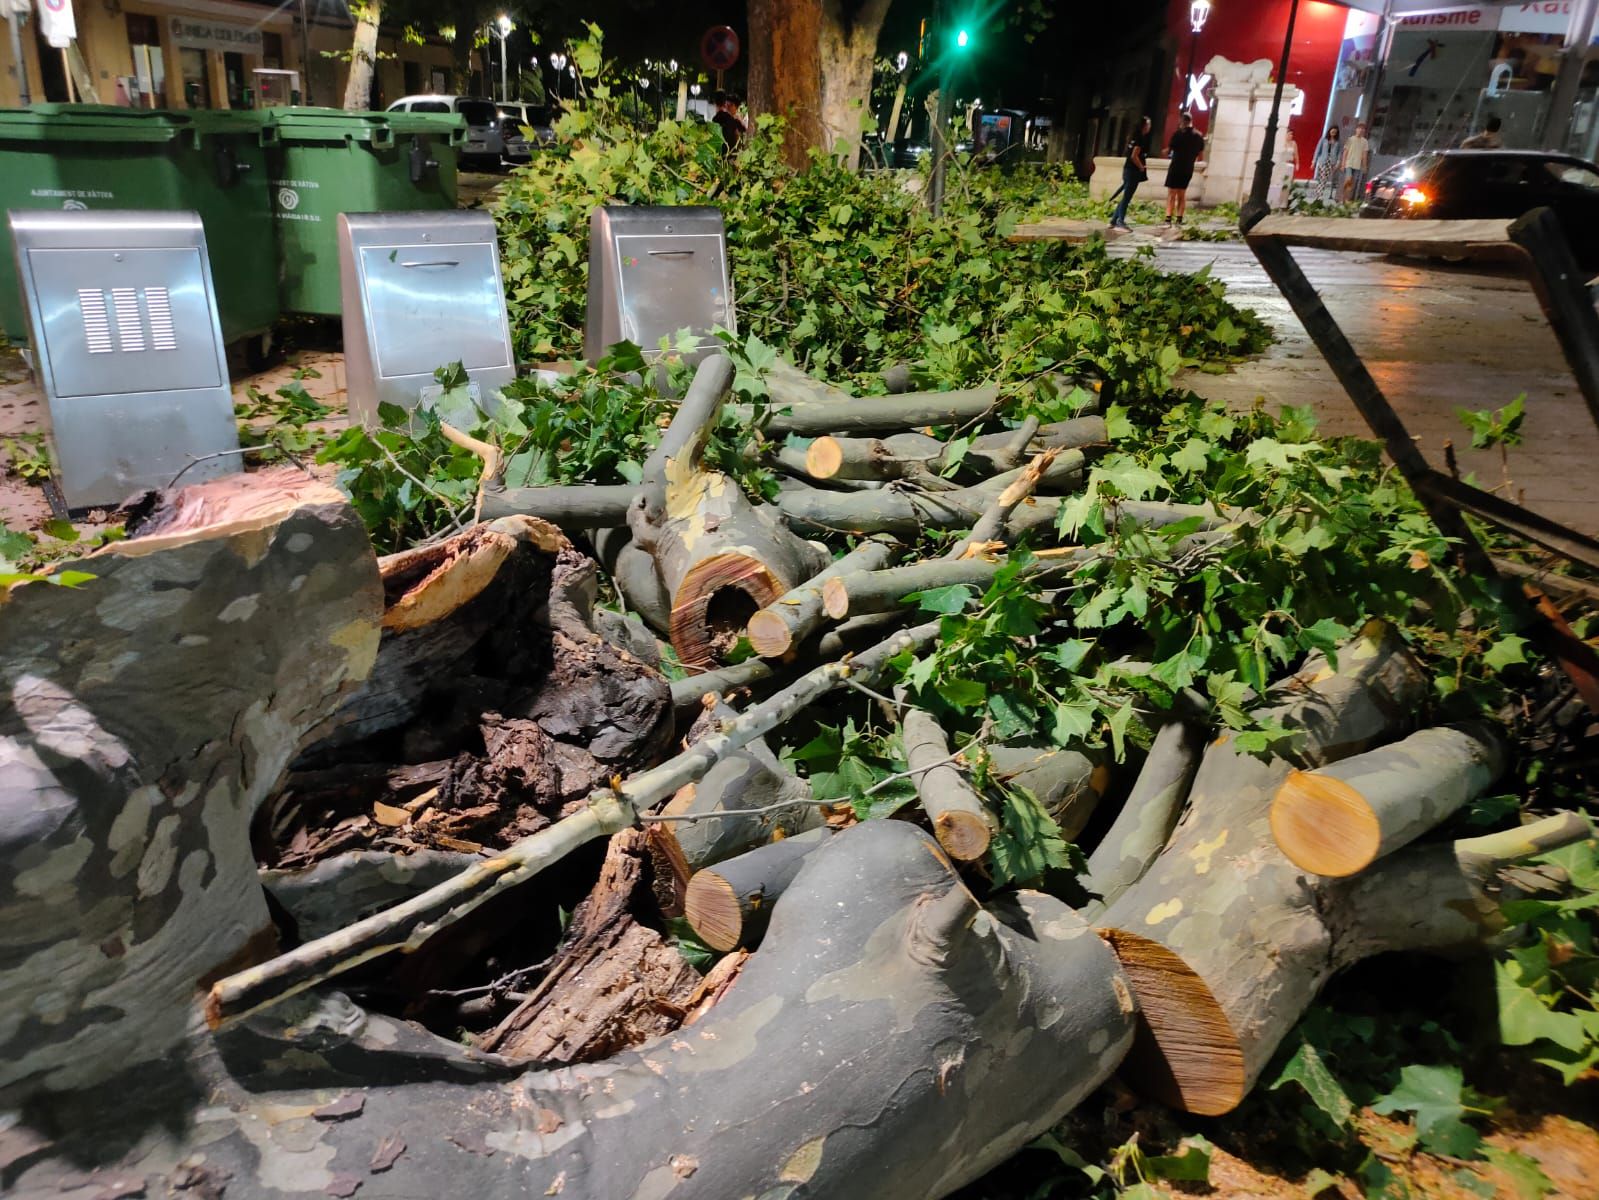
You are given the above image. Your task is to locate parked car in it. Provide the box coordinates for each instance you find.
[497,102,558,164]
[387,95,503,170]
[1359,149,1599,269]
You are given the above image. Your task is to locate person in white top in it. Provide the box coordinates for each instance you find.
[1341,122,1371,202]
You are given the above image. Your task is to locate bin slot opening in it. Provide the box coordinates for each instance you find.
[400,260,462,269]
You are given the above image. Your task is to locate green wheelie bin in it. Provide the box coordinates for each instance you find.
[0,105,278,353]
[263,107,466,316]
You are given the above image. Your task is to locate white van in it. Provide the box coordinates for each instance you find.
[387,95,503,169]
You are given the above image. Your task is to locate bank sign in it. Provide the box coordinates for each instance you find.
[168,17,264,55]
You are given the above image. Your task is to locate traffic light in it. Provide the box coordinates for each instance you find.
[955,27,971,49]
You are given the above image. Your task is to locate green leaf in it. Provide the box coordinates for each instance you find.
[1171,437,1211,475]
[1302,1167,1342,1198]
[907,584,976,615]
[1145,1137,1211,1183]
[1496,960,1589,1051]
[1052,700,1096,745]
[41,519,79,543]
[1271,1037,1354,1127]
[1371,1064,1481,1158]
[1482,635,1529,672]
[1102,404,1135,441]
[938,678,987,710]
[1482,1148,1553,1200]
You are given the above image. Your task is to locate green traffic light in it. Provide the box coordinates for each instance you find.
[956,28,970,48]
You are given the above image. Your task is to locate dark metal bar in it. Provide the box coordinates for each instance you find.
[1507,207,1599,432]
[1245,233,1495,575]
[1415,470,1599,573]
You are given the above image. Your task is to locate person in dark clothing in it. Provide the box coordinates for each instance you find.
[1164,113,1205,225]
[1109,115,1152,230]
[711,90,745,153]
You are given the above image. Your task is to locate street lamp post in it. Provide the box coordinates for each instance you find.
[494,14,512,103]
[1242,0,1301,228]
[549,51,567,105]
[1183,0,1212,114]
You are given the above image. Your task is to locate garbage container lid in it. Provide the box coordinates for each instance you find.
[0,105,273,144]
[264,106,466,145]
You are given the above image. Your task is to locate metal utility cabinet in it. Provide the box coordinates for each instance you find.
[584,205,734,364]
[337,211,516,427]
[8,209,241,509]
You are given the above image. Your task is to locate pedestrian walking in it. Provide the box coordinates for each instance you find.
[1461,114,1503,149]
[1164,113,1204,226]
[1312,125,1342,201]
[1109,115,1152,231]
[1341,122,1371,201]
[711,90,745,153]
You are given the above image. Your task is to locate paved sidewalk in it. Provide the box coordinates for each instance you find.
[1113,239,1599,536]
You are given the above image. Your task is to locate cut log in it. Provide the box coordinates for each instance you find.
[822,554,1084,622]
[0,468,383,1101]
[777,457,1084,538]
[682,826,833,949]
[1080,721,1203,918]
[989,744,1109,842]
[1097,621,1432,1116]
[745,538,897,659]
[628,355,830,667]
[902,708,994,860]
[655,701,824,870]
[759,358,1003,435]
[478,482,638,528]
[803,416,1108,483]
[1271,723,1506,877]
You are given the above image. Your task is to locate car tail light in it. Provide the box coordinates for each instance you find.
[1399,185,1429,208]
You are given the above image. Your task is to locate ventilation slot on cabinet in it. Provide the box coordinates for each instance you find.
[78,288,113,354]
[112,287,145,353]
[144,286,177,351]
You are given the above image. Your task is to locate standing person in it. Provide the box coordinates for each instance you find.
[1312,125,1342,201]
[711,90,745,153]
[1341,121,1371,201]
[1164,113,1205,226]
[1461,114,1503,148]
[1109,115,1152,231]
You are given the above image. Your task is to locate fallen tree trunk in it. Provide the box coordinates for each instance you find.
[989,744,1110,842]
[0,469,384,1101]
[746,537,897,659]
[626,355,829,667]
[760,359,1003,435]
[1097,620,1438,1115]
[207,618,943,1026]
[683,826,833,949]
[1270,723,1506,878]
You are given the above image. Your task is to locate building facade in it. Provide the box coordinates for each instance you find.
[2,0,481,111]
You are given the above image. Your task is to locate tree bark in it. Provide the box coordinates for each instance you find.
[903,707,994,860]
[747,0,827,169]
[0,469,383,1102]
[343,1,382,111]
[802,416,1107,483]
[1270,723,1506,878]
[818,0,897,169]
[989,744,1109,842]
[746,537,897,659]
[626,356,830,667]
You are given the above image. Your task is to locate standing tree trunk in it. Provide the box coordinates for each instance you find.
[342,1,382,110]
[818,0,895,169]
[747,0,827,170]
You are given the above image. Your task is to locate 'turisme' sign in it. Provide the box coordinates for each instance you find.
[168,17,264,55]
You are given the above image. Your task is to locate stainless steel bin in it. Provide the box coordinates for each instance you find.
[584,205,734,364]
[337,211,516,428]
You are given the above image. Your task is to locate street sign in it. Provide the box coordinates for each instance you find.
[700,25,740,73]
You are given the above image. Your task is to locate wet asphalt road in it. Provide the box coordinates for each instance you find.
[1109,239,1599,536]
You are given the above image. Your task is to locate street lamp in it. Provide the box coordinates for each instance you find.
[896,50,909,72]
[549,51,568,104]
[1243,0,1301,226]
[1184,0,1212,114]
[493,14,512,103]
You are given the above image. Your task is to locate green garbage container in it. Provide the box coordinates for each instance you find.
[0,105,278,352]
[263,108,466,316]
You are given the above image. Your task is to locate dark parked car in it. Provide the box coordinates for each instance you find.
[1359,149,1599,269]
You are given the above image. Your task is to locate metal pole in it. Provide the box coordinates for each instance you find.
[1542,0,1599,151]
[8,9,31,105]
[1241,0,1301,228]
[1182,32,1198,113]
[500,34,507,103]
[298,0,312,105]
